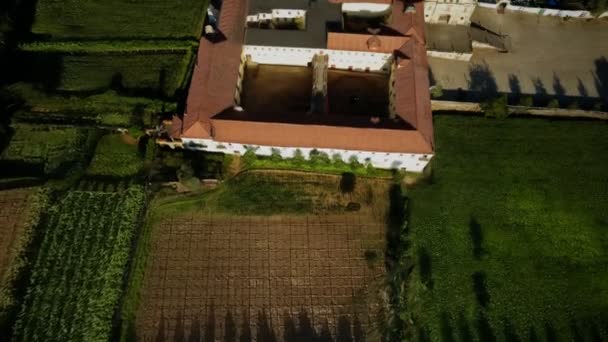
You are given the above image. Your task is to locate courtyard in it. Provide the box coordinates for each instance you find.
[327,70,389,118]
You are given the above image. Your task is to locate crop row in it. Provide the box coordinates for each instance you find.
[12,186,146,342]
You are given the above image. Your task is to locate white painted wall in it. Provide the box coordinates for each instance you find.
[182,138,432,172]
[243,45,393,72]
[427,50,472,61]
[342,3,392,16]
[424,0,476,25]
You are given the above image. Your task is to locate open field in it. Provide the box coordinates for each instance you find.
[13,187,146,342]
[32,0,209,39]
[87,134,144,178]
[408,115,608,341]
[122,172,394,341]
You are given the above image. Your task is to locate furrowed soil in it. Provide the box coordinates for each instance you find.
[134,175,393,341]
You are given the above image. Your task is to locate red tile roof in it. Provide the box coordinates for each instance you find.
[180,0,434,155]
[211,118,433,154]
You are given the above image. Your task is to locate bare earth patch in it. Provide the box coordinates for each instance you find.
[136,214,386,341]
[0,189,32,284]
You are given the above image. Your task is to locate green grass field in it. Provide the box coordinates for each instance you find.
[408,115,608,341]
[32,0,209,39]
[87,134,143,178]
[23,48,194,97]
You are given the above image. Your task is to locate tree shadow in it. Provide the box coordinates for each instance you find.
[240,312,252,342]
[337,316,353,342]
[418,326,431,342]
[319,319,333,342]
[205,303,216,342]
[544,322,557,342]
[577,78,589,98]
[440,312,456,342]
[476,313,496,342]
[508,74,521,104]
[225,311,237,342]
[429,67,437,87]
[502,319,521,342]
[175,309,186,342]
[528,326,540,342]
[418,247,434,289]
[472,272,490,308]
[457,313,473,342]
[468,63,498,101]
[156,312,167,342]
[353,316,365,342]
[340,172,356,194]
[552,73,566,106]
[531,77,548,106]
[190,315,202,342]
[257,310,277,342]
[570,320,584,342]
[469,217,484,260]
[593,56,608,109]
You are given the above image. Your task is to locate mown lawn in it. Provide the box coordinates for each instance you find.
[32,0,209,39]
[408,115,608,341]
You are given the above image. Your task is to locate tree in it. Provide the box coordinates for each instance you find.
[270,148,282,162]
[430,85,443,99]
[481,94,509,119]
[547,99,560,109]
[348,155,361,169]
[292,149,305,165]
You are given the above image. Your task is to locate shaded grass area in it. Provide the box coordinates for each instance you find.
[20,48,194,98]
[87,134,144,178]
[408,116,608,341]
[32,0,209,39]
[7,83,176,127]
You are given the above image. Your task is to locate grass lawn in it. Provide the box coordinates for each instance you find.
[87,134,143,178]
[32,0,209,39]
[22,49,194,98]
[408,115,608,341]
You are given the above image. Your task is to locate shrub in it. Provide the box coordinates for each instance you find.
[547,99,560,108]
[481,94,509,119]
[309,149,330,165]
[87,134,143,177]
[332,153,344,165]
[270,148,282,162]
[519,95,534,107]
[430,85,443,99]
[242,147,257,167]
[348,155,361,169]
[293,149,305,165]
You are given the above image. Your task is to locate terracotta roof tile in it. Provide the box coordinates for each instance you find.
[211,118,433,154]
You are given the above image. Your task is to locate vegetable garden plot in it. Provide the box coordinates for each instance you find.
[135,214,387,342]
[13,187,146,342]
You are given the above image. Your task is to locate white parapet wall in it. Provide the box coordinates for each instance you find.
[182,138,432,172]
[243,45,393,72]
[342,3,392,16]
[427,50,473,61]
[477,2,592,17]
[424,0,477,25]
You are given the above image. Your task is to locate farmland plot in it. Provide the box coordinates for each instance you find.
[136,214,386,342]
[13,186,146,342]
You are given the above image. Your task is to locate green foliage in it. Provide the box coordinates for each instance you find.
[408,115,608,341]
[519,95,534,107]
[293,149,305,165]
[309,149,330,164]
[547,98,560,108]
[23,48,194,98]
[32,0,210,39]
[13,187,146,342]
[348,155,361,169]
[0,124,97,176]
[87,134,143,177]
[270,148,282,162]
[7,83,176,127]
[199,173,312,215]
[481,94,509,118]
[430,85,443,99]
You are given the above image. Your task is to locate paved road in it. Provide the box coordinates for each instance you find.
[429,8,608,103]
